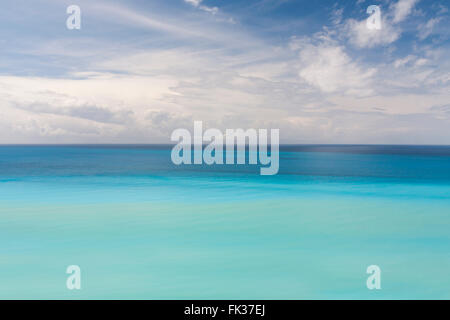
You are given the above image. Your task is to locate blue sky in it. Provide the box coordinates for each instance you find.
[0,0,449,143]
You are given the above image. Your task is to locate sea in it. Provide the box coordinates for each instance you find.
[0,145,449,299]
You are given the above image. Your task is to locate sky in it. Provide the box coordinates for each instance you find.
[0,0,449,144]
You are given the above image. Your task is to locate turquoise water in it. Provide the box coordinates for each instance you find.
[0,145,449,299]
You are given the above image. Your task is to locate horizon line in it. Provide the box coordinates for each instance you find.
[0,143,449,147]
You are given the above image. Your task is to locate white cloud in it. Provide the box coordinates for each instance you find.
[392,0,420,23]
[1,53,449,144]
[199,5,218,15]
[292,38,376,95]
[184,0,202,7]
[418,17,442,40]
[414,58,428,67]
[184,0,218,15]
[394,55,416,68]
[89,2,209,39]
[331,7,344,25]
[341,0,421,49]
[345,17,401,48]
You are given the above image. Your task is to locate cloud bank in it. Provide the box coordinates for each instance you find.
[0,0,448,144]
